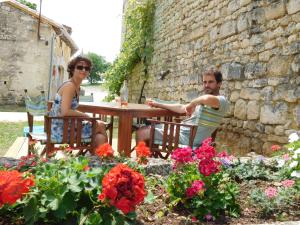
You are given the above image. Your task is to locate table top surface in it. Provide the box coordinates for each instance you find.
[79,102,172,112]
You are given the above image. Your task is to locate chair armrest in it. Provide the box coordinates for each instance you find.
[147,119,198,151]
[147,119,197,128]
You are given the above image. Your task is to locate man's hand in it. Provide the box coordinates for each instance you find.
[146,99,158,108]
[185,102,196,116]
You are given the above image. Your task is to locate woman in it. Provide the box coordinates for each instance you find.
[49,56,107,153]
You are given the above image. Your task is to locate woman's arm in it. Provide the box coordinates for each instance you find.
[60,83,89,117]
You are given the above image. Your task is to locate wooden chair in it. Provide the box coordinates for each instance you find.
[24,90,48,155]
[80,110,114,146]
[47,101,114,146]
[148,119,198,159]
[148,119,219,159]
[42,115,103,156]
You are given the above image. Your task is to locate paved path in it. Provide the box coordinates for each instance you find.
[0,112,43,122]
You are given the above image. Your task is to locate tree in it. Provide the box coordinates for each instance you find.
[17,0,37,10]
[86,52,111,84]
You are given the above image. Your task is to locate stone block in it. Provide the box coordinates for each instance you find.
[260,86,274,101]
[234,99,247,120]
[295,106,300,126]
[259,51,272,62]
[255,123,265,133]
[265,1,287,20]
[221,62,244,80]
[230,91,240,102]
[267,77,289,86]
[240,88,260,100]
[292,54,300,72]
[252,79,268,88]
[247,100,260,120]
[228,0,240,14]
[209,26,219,41]
[267,56,291,76]
[237,13,248,32]
[260,103,288,124]
[245,62,267,79]
[247,8,266,26]
[274,125,285,135]
[287,0,300,15]
[219,20,237,39]
[267,135,288,144]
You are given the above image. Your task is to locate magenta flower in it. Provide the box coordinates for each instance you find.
[171,147,194,164]
[185,180,205,198]
[264,187,278,198]
[198,159,221,176]
[204,213,213,221]
[281,179,295,188]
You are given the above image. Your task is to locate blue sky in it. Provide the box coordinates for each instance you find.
[30,0,123,62]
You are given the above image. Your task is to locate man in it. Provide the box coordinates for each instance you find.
[136,69,229,147]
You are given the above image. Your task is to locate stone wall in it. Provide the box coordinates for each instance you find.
[127,0,300,155]
[0,2,71,105]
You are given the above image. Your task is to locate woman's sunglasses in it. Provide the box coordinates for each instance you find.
[76,65,91,72]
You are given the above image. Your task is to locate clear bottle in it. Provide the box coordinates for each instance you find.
[120,80,128,107]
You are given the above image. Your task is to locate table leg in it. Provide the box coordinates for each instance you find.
[118,113,133,157]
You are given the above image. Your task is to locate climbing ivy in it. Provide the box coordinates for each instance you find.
[104,0,155,101]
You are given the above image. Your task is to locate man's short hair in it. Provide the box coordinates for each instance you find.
[203,69,223,83]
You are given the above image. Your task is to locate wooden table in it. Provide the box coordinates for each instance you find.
[77,102,183,156]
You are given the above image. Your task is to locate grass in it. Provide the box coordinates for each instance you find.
[0,121,43,156]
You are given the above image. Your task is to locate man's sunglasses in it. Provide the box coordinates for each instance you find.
[76,65,91,72]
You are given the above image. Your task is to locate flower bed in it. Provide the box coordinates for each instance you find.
[0,135,300,224]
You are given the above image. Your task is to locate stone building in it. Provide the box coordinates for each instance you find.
[0,0,78,105]
[125,0,300,155]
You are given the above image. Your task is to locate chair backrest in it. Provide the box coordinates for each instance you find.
[24,90,47,133]
[24,90,47,116]
[79,93,94,102]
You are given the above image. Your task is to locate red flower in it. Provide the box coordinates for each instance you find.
[198,159,221,176]
[271,145,281,151]
[194,138,216,160]
[95,143,114,158]
[83,165,90,171]
[135,142,151,164]
[0,170,35,207]
[98,164,146,214]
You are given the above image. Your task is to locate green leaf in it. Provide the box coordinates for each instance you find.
[144,190,155,203]
[48,198,59,210]
[23,197,38,225]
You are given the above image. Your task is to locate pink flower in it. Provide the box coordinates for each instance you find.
[281,179,295,188]
[271,145,281,151]
[185,180,205,198]
[264,187,278,198]
[282,154,290,161]
[171,147,194,164]
[204,213,213,221]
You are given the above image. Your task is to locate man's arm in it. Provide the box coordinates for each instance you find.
[185,95,220,115]
[148,101,186,113]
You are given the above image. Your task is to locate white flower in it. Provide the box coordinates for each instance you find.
[289,161,298,168]
[291,170,300,178]
[276,159,285,168]
[289,133,299,143]
[295,148,300,154]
